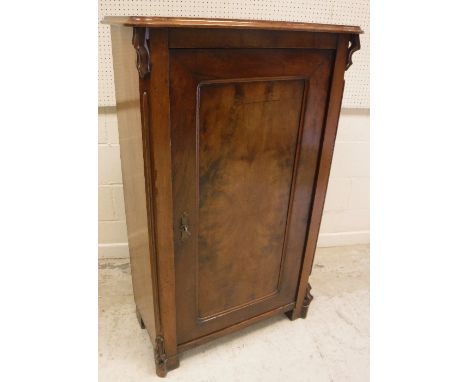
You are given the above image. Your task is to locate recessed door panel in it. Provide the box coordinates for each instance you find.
[170,49,333,345]
[198,79,305,319]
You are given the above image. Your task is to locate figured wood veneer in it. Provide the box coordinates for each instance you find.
[197,78,305,319]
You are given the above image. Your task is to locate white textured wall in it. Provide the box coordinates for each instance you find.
[318,109,369,247]
[98,112,128,258]
[98,109,369,257]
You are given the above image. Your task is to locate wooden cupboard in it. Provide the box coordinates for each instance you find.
[103,16,362,377]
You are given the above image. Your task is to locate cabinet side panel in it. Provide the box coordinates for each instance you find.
[110,26,157,342]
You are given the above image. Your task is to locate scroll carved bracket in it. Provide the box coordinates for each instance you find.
[301,283,314,318]
[132,27,151,79]
[154,335,168,377]
[345,34,361,71]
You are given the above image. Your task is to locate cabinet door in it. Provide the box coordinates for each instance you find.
[170,48,334,345]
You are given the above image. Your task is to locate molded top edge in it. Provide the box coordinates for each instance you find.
[102,16,363,34]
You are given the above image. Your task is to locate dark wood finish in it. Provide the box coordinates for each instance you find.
[169,28,338,49]
[146,28,179,376]
[103,16,363,34]
[346,34,361,70]
[197,79,303,319]
[132,28,150,79]
[177,302,296,353]
[169,48,333,345]
[285,282,313,320]
[290,34,350,320]
[105,17,361,377]
[109,25,158,348]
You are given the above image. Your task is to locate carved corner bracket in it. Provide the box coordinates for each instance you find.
[286,282,314,320]
[154,335,168,377]
[345,34,361,71]
[300,283,314,318]
[132,27,151,79]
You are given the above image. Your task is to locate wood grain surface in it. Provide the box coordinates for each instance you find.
[102,16,363,34]
[169,48,333,345]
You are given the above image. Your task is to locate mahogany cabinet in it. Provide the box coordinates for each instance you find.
[103,16,362,377]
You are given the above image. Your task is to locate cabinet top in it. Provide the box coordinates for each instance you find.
[102,16,362,34]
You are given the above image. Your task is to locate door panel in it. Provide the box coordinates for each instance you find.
[198,78,305,319]
[170,49,334,345]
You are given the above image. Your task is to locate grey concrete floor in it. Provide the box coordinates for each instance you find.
[99,245,369,382]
